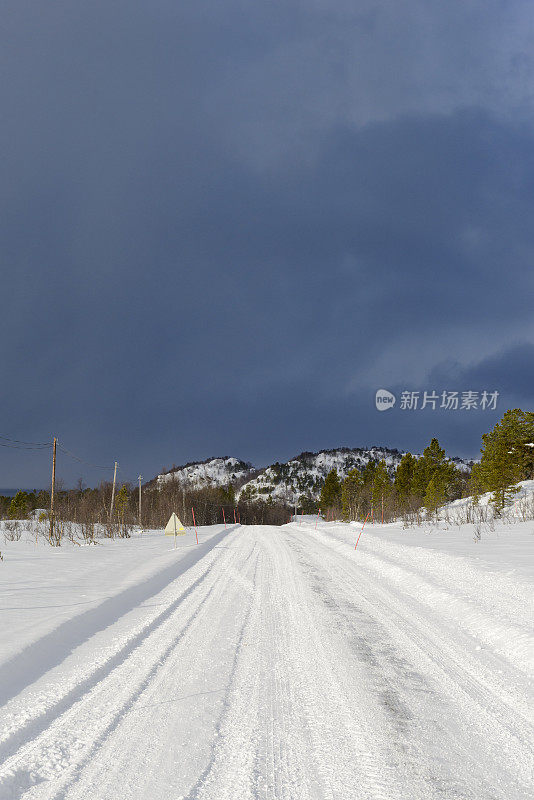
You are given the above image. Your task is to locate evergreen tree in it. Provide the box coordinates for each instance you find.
[8,491,29,520]
[475,410,534,511]
[484,434,521,512]
[468,462,485,503]
[341,468,363,520]
[424,475,447,518]
[218,483,236,505]
[361,460,377,487]
[393,453,416,508]
[320,469,342,511]
[299,494,319,514]
[371,460,391,517]
[412,438,455,501]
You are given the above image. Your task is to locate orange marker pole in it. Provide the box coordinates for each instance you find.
[222,507,226,529]
[315,508,321,529]
[192,507,198,544]
[233,507,237,524]
[355,513,370,549]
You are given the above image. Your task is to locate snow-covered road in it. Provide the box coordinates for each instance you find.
[1,523,533,799]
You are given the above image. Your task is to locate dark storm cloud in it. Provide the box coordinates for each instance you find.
[428,344,534,404]
[1,1,533,484]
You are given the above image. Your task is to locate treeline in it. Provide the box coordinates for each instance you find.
[312,437,469,523]
[313,408,534,522]
[0,489,50,520]
[1,478,289,545]
[140,481,289,528]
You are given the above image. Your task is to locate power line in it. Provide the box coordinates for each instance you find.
[0,434,51,447]
[0,441,51,450]
[56,442,115,471]
[0,433,130,479]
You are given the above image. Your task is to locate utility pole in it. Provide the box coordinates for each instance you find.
[138,475,143,529]
[49,436,57,544]
[110,461,118,519]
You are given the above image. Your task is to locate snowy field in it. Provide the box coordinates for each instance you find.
[0,516,533,799]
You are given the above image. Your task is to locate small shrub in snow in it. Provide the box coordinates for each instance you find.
[4,520,22,542]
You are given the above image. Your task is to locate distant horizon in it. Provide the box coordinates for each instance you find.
[0,488,43,497]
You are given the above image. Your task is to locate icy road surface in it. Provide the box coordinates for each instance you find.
[1,522,533,799]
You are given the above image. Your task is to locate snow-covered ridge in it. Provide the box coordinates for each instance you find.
[153,447,474,504]
[237,447,406,504]
[239,448,474,504]
[155,457,255,489]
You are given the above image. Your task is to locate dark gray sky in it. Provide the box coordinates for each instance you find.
[2,1,534,487]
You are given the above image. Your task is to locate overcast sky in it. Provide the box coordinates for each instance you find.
[2,1,534,487]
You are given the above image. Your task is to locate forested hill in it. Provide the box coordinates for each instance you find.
[151,447,474,505]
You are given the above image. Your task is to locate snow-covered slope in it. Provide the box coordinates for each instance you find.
[442,478,534,513]
[238,447,404,503]
[153,448,474,504]
[155,457,254,489]
[238,447,474,504]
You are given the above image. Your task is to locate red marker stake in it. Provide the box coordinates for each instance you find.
[222,507,226,529]
[315,508,321,529]
[233,508,237,524]
[191,507,198,544]
[355,513,370,549]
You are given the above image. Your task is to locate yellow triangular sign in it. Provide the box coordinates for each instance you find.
[164,512,186,535]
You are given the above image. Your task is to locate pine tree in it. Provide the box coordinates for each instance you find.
[468,463,485,503]
[477,412,525,511]
[341,468,363,520]
[371,460,391,520]
[320,469,342,511]
[424,475,447,518]
[393,453,416,509]
[219,483,236,505]
[412,438,455,501]
[472,410,534,512]
[361,460,377,487]
[8,491,29,520]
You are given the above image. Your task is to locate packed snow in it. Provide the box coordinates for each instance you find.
[0,514,532,799]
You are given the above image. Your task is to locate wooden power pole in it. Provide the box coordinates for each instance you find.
[49,437,57,543]
[110,461,118,519]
